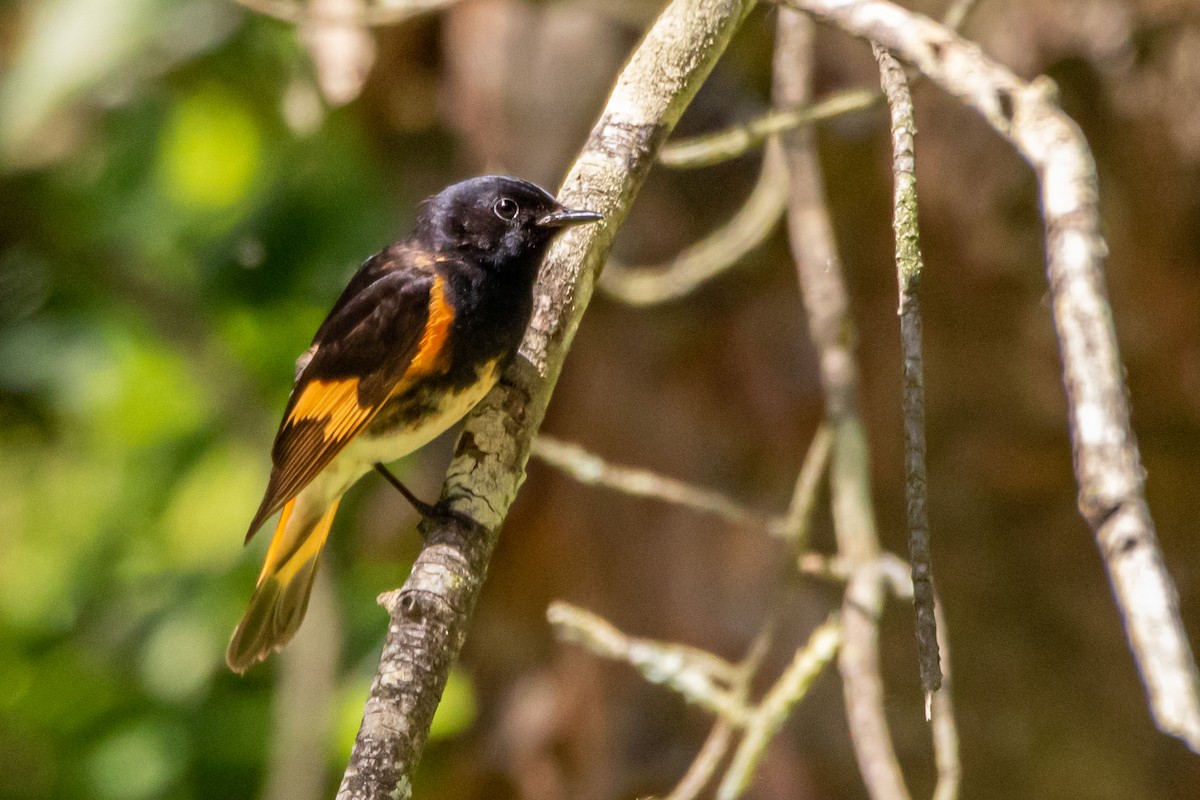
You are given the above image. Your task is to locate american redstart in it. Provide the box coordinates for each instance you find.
[227,176,601,673]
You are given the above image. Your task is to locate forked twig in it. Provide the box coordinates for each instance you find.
[715,615,843,800]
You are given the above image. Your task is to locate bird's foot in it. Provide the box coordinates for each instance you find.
[373,464,478,535]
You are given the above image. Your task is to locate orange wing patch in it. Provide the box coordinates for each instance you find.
[407,274,455,377]
[248,271,454,539]
[287,377,373,440]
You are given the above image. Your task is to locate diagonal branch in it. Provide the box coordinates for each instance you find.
[531,435,772,530]
[335,2,758,797]
[786,0,1200,755]
[715,615,843,800]
[658,88,880,169]
[599,139,788,305]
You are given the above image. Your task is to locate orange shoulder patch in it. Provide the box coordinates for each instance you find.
[408,274,455,377]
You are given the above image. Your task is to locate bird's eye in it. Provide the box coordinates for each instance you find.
[493,197,519,221]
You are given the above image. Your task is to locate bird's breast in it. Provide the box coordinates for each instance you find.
[357,357,502,462]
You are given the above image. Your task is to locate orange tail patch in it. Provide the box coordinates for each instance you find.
[227,497,340,674]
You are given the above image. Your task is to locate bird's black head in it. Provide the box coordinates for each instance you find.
[416,176,602,273]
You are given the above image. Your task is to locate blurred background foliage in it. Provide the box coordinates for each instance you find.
[1,1,1200,799]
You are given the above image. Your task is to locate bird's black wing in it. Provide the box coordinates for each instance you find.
[244,258,456,540]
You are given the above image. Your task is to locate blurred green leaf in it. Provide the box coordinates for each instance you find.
[0,644,36,713]
[19,644,122,736]
[159,442,264,573]
[85,720,185,800]
[0,434,124,632]
[428,669,477,742]
[158,85,262,211]
[92,326,213,448]
[139,608,222,703]
[218,301,325,386]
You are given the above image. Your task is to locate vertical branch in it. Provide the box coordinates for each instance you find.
[785,0,1200,755]
[873,42,942,696]
[336,2,758,797]
[773,9,912,800]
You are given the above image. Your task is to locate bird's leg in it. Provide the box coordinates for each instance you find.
[374,463,438,517]
[373,463,478,532]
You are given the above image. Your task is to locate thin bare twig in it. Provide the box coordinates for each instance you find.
[665,627,774,800]
[533,428,832,540]
[778,424,833,548]
[929,599,960,800]
[551,601,842,800]
[531,435,771,530]
[547,602,750,723]
[599,139,788,305]
[666,720,738,800]
[659,89,880,169]
[715,615,843,800]
[787,0,1200,755]
[873,41,942,696]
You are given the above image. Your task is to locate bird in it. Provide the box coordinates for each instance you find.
[226,175,602,673]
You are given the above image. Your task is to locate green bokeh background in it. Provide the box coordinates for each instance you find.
[0,3,471,797]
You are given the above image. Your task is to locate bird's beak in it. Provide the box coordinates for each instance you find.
[537,207,604,229]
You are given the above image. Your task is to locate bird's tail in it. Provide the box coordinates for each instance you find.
[226,497,341,674]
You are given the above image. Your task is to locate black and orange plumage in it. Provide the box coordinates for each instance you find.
[227,176,601,673]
